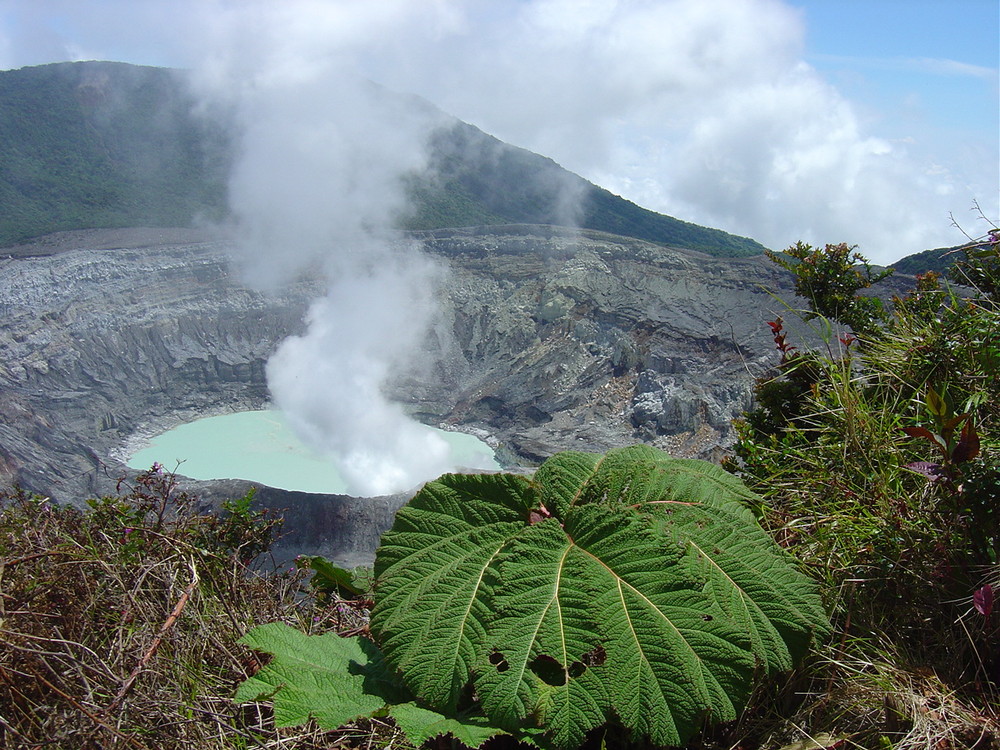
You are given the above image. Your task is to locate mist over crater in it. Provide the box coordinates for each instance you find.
[1,225,807,502]
[0,61,820,564]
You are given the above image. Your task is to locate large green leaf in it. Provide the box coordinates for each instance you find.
[236,622,510,747]
[536,445,760,517]
[372,472,535,712]
[388,702,514,748]
[371,447,828,748]
[657,501,828,670]
[235,623,391,729]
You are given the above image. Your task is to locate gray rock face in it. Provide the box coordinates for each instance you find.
[0,225,803,563]
[0,228,318,499]
[411,226,800,463]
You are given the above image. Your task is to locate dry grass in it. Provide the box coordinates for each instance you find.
[784,646,998,750]
[691,643,998,750]
[0,471,394,750]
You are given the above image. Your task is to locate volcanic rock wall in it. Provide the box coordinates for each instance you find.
[0,228,316,497]
[414,226,797,462]
[1,225,804,561]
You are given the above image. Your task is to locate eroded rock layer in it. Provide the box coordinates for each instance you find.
[1,225,800,562]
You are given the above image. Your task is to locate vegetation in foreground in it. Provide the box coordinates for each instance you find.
[1,223,998,749]
[0,470,371,749]
[234,447,829,750]
[728,223,1000,748]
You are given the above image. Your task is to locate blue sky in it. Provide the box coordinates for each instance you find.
[795,0,997,142]
[0,0,997,263]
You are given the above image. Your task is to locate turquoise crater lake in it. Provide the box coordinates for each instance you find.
[126,410,501,495]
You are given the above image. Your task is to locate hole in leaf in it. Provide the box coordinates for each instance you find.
[489,650,509,673]
[702,614,713,621]
[528,504,554,525]
[581,645,606,666]
[563,645,606,680]
[529,654,566,686]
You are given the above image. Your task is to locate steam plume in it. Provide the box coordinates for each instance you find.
[266,257,455,496]
[192,18,479,496]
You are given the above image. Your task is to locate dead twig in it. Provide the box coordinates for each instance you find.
[1,549,77,568]
[100,561,200,717]
[34,670,146,749]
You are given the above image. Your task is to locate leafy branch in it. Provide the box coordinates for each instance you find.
[767,241,892,336]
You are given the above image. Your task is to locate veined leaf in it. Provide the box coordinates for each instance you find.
[537,445,761,518]
[540,504,754,747]
[531,449,603,516]
[372,471,535,712]
[235,623,391,728]
[371,447,828,748]
[475,517,611,748]
[657,501,829,670]
[388,702,513,748]
[237,623,511,748]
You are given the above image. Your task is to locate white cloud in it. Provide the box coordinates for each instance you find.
[907,57,997,80]
[376,0,806,177]
[609,65,962,258]
[814,53,999,81]
[356,0,991,261]
[0,0,995,263]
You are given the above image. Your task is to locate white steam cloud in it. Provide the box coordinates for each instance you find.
[189,6,482,496]
[357,0,997,262]
[266,262,455,496]
[2,1,995,262]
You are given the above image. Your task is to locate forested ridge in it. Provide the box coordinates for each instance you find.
[0,60,766,257]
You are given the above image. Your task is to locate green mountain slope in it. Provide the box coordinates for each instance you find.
[406,122,766,256]
[0,61,766,257]
[0,61,229,245]
[888,245,962,276]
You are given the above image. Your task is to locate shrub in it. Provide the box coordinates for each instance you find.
[235,446,828,749]
[0,467,313,749]
[728,234,1000,745]
[766,240,892,336]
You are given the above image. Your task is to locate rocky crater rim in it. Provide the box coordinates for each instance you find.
[2,224,870,562]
